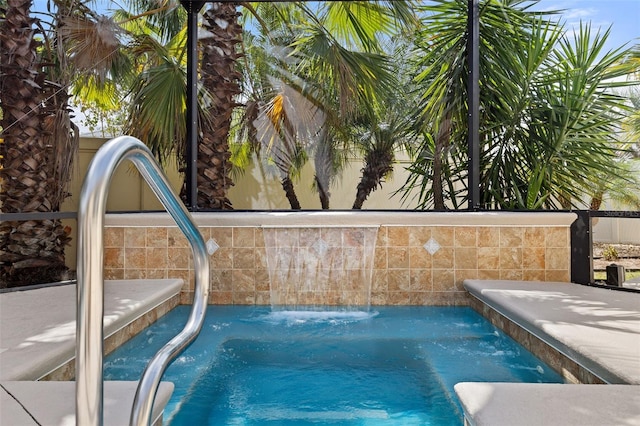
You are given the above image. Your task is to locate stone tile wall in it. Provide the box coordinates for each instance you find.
[103,213,572,306]
[469,297,605,384]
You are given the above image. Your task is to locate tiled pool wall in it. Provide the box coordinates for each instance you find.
[469,297,605,384]
[103,212,575,306]
[41,294,180,381]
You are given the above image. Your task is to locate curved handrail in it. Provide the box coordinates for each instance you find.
[76,136,210,426]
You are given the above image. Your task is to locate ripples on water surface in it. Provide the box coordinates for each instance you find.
[104,306,563,425]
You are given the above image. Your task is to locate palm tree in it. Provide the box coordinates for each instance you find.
[112,1,416,210]
[1,0,128,286]
[402,0,638,210]
[236,1,416,209]
[1,0,71,287]
[0,0,75,287]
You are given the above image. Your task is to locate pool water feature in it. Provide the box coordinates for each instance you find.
[262,227,379,310]
[104,306,563,425]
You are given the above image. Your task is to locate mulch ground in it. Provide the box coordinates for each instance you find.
[593,243,640,271]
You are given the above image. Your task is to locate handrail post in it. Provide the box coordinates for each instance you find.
[76,136,209,426]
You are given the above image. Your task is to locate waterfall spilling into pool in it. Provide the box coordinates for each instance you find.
[262,226,379,314]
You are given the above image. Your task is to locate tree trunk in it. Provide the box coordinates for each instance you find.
[432,115,451,210]
[352,149,393,209]
[281,176,301,210]
[188,2,242,210]
[314,135,333,209]
[0,0,71,287]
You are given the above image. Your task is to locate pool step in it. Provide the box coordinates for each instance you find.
[0,380,174,426]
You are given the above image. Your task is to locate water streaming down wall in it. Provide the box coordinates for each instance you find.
[262,226,379,311]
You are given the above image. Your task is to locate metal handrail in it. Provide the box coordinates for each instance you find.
[76,136,210,426]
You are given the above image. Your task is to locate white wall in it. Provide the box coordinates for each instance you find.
[592,216,640,244]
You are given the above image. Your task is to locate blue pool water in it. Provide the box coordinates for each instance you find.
[104,306,563,425]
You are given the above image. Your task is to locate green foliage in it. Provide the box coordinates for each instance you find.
[401,0,639,210]
[603,245,619,261]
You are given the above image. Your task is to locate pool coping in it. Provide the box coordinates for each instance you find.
[460,279,640,426]
[454,382,640,426]
[0,381,174,426]
[464,279,640,385]
[0,279,183,426]
[0,279,183,381]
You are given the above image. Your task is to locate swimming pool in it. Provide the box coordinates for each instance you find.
[104,306,563,425]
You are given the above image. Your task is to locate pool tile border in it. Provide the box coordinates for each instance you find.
[468,297,605,384]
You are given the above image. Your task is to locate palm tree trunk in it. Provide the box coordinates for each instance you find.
[432,115,451,210]
[352,149,393,209]
[0,0,71,287]
[192,2,242,209]
[281,176,301,210]
[314,135,333,209]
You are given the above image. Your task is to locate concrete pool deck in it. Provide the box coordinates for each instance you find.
[0,279,182,425]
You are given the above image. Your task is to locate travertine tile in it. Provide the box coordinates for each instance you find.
[432,269,455,291]
[147,247,168,269]
[104,227,124,247]
[455,247,478,270]
[210,227,232,248]
[376,226,389,247]
[373,246,387,268]
[387,291,411,305]
[500,228,523,247]
[211,247,233,269]
[432,247,454,269]
[478,269,501,280]
[409,247,431,269]
[103,221,571,307]
[232,269,255,292]
[233,227,255,247]
[499,247,522,269]
[124,269,146,279]
[167,227,189,248]
[146,227,167,247]
[388,247,409,268]
[545,227,568,247]
[104,268,124,280]
[210,269,232,292]
[523,269,546,281]
[409,227,431,247]
[372,270,388,292]
[546,270,570,282]
[124,228,146,248]
[478,247,500,270]
[167,247,191,269]
[523,247,545,269]
[233,247,255,269]
[233,291,256,304]
[104,247,124,269]
[500,269,523,281]
[546,247,569,270]
[455,227,477,247]
[477,227,500,247]
[146,268,167,279]
[410,269,432,291]
[125,247,146,269]
[387,226,409,246]
[388,269,411,292]
[524,227,546,247]
[432,227,454,246]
